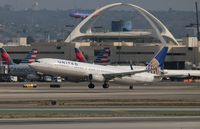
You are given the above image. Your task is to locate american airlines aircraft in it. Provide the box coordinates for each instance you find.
[29,47,168,88]
[0,48,39,81]
[94,47,110,64]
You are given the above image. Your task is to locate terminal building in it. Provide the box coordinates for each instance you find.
[1,36,200,70]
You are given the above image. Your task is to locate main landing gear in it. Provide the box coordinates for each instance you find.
[88,74,95,89]
[87,74,110,89]
[129,85,133,90]
[88,83,95,89]
[102,81,109,89]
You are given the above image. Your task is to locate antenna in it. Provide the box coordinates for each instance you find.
[195,1,200,40]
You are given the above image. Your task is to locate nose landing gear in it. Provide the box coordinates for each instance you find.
[88,83,95,89]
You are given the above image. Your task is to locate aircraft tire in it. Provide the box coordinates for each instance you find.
[88,83,95,89]
[103,83,109,89]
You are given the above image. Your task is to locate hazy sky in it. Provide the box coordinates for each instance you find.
[0,0,199,11]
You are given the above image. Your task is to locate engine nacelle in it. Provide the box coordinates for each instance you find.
[88,74,105,82]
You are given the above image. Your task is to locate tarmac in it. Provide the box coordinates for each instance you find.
[0,81,199,128]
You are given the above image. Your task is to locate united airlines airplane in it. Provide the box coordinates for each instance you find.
[75,48,200,81]
[0,48,39,81]
[30,47,168,88]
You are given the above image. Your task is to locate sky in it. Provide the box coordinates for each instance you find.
[0,0,199,11]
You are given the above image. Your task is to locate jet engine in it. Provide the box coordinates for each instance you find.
[88,74,105,82]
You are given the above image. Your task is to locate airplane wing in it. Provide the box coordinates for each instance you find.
[102,69,148,80]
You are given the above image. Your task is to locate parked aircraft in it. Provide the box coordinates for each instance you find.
[75,48,87,62]
[30,46,168,88]
[94,47,110,64]
[75,47,110,64]
[0,48,39,81]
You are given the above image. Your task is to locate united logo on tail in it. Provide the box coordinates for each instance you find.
[147,47,168,75]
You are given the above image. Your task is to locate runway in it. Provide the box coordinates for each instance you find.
[0,117,199,129]
[0,82,199,107]
[0,82,199,119]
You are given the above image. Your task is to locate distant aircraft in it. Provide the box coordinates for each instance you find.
[69,9,99,20]
[69,12,91,19]
[29,46,168,89]
[0,48,39,81]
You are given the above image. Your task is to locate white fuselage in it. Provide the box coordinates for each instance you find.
[30,58,160,85]
[163,69,200,77]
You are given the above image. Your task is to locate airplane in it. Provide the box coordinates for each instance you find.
[75,48,200,81]
[0,48,40,81]
[75,48,87,62]
[162,69,200,81]
[69,12,91,19]
[69,9,99,20]
[75,47,110,64]
[20,49,38,64]
[94,48,110,64]
[29,46,168,88]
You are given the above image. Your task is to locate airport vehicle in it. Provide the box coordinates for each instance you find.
[30,46,168,88]
[0,48,40,81]
[23,83,37,88]
[53,76,62,82]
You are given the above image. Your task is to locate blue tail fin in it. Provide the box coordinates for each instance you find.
[20,49,38,64]
[147,47,168,75]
